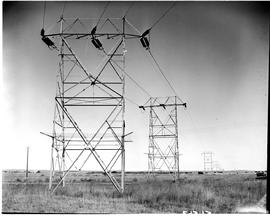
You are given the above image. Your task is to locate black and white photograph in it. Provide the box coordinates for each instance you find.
[2,1,268,213]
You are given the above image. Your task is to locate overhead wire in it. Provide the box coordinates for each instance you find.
[42,1,46,28]
[141,2,181,101]
[150,2,176,30]
[137,0,196,148]
[125,96,140,107]
[148,49,184,104]
[61,1,67,17]
[109,57,152,98]
[127,1,185,106]
[124,70,152,98]
[123,2,135,18]
[96,1,110,27]
[125,18,141,34]
[108,60,148,106]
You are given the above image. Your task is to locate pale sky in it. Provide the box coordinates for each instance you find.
[2,1,268,171]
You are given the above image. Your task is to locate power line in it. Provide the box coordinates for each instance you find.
[125,96,140,107]
[42,1,46,28]
[123,2,135,18]
[96,1,110,27]
[150,2,176,30]
[124,71,152,98]
[135,37,185,111]
[148,49,184,104]
[110,58,152,98]
[61,1,67,17]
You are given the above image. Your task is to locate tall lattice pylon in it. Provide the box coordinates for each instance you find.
[140,96,186,180]
[41,16,143,194]
[202,152,214,171]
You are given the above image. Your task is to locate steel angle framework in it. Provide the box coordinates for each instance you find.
[139,97,186,180]
[41,16,143,194]
[202,152,214,171]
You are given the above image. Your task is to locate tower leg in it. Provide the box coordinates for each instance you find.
[49,138,54,190]
[121,147,125,192]
[62,150,65,187]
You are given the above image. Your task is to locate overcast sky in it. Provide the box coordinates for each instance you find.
[2,1,268,171]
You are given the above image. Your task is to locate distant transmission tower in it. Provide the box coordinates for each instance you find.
[212,161,218,171]
[41,15,143,193]
[140,96,186,180]
[202,152,214,171]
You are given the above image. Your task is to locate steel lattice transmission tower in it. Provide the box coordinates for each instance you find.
[41,16,142,194]
[202,152,214,171]
[140,96,186,180]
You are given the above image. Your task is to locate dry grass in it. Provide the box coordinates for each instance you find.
[2,170,266,213]
[124,175,266,213]
[2,183,156,213]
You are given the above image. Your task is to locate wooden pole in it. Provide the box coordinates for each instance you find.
[26,146,29,178]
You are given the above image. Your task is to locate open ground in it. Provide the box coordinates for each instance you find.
[2,169,266,213]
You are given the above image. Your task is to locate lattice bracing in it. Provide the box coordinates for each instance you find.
[202,152,214,171]
[140,96,186,180]
[42,17,142,193]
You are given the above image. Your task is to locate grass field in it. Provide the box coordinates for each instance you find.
[2,170,266,213]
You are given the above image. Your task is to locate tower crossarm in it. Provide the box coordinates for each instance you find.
[139,103,186,110]
[44,33,141,39]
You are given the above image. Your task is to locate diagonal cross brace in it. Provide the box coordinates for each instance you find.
[77,103,124,170]
[62,38,122,97]
[151,140,173,174]
[94,40,123,82]
[53,98,123,193]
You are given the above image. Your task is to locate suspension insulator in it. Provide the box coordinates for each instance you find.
[91,38,103,50]
[42,36,55,47]
[95,38,103,48]
[91,26,97,35]
[141,28,151,37]
[139,106,146,111]
[140,37,150,49]
[41,28,45,36]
